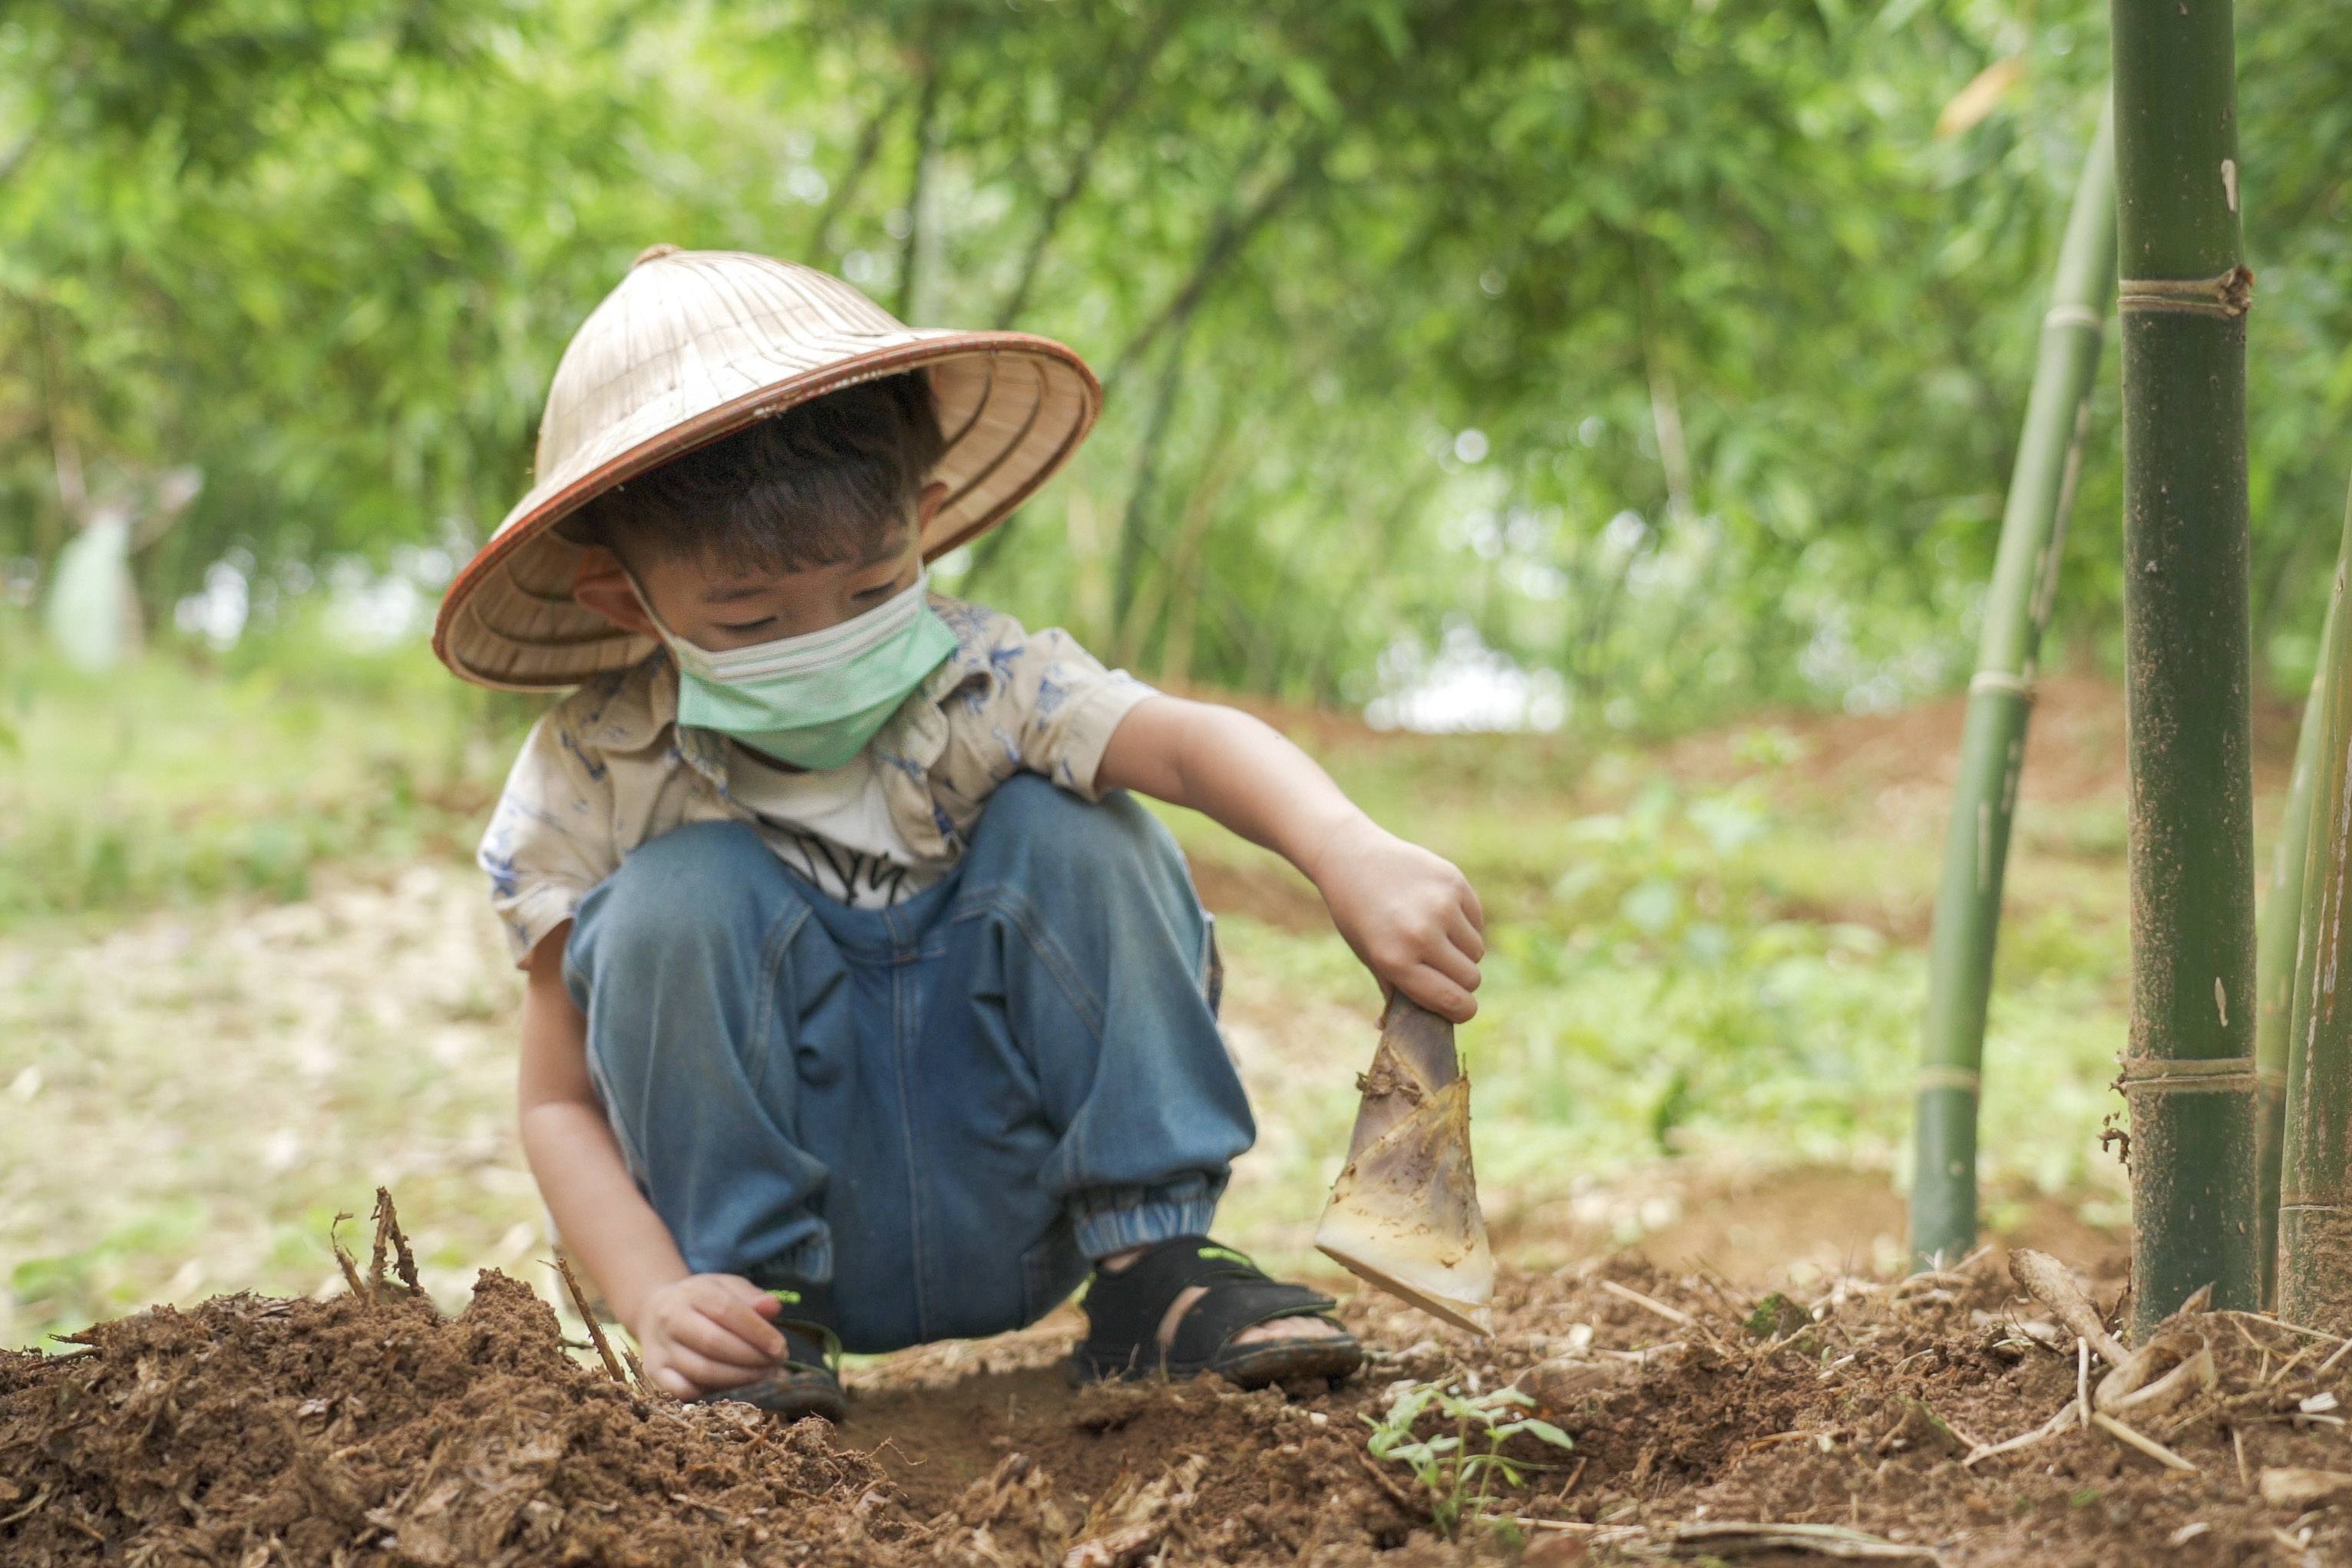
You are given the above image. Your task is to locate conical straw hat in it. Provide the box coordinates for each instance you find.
[434,246,1100,689]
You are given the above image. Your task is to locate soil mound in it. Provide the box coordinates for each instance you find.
[0,1272,911,1567]
[8,1246,2352,1565]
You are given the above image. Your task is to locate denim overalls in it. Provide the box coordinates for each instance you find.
[564,774,1253,1353]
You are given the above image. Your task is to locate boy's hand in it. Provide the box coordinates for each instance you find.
[1310,817,1485,1022]
[631,1273,789,1399]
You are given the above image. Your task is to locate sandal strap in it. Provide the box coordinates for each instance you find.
[1082,1236,1337,1370]
[780,1322,841,1374]
[1166,1279,1342,1368]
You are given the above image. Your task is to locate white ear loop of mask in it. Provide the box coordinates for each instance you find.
[626,569,934,686]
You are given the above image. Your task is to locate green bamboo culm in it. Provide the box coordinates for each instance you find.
[1908,102,2117,1272]
[2110,0,2263,1338]
[2278,488,2352,1333]
[2257,587,2335,1307]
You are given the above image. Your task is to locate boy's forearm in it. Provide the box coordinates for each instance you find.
[1099,695,1485,1018]
[520,1101,692,1329]
[1097,698,1371,882]
[518,927,691,1330]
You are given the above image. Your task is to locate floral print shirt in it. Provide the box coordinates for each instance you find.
[476,594,1155,965]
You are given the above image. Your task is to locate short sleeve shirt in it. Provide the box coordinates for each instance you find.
[724,744,945,909]
[475,593,1155,964]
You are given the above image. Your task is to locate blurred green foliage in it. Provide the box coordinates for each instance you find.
[5,1,2347,729]
[1458,786,2126,1200]
[0,606,530,919]
[1138,715,2135,1262]
[0,641,2139,1341]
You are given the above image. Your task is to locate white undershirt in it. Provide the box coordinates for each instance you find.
[723,743,950,909]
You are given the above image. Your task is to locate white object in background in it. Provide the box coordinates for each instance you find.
[45,507,138,672]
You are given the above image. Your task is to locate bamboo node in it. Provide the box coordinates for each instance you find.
[2118,266,2253,319]
[1916,1065,1982,1095]
[2042,303,2105,333]
[2116,1055,2258,1094]
[1967,670,2035,702]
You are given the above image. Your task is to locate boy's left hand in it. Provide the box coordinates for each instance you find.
[1309,817,1484,1022]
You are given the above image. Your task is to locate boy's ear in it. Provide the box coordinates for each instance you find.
[572,549,658,638]
[917,480,949,530]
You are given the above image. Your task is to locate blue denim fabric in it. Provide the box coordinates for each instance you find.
[563,774,1254,1354]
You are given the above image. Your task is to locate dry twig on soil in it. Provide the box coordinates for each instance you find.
[329,1211,367,1299]
[2008,1249,2128,1365]
[1059,1454,1207,1568]
[1962,1398,2081,1466]
[1599,1279,1697,1329]
[2089,1412,2197,1472]
[1352,1448,1428,1518]
[2097,1333,2216,1418]
[369,1187,422,1294]
[2258,1467,2352,1507]
[1630,1520,1941,1562]
[551,1253,629,1385]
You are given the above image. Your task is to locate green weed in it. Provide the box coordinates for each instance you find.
[1364,1380,1574,1538]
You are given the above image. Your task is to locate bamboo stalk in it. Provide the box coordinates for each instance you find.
[1908,101,2116,1269]
[2111,0,2262,1337]
[2278,487,2352,1332]
[2259,589,2336,1306]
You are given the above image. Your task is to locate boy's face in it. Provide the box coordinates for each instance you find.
[574,484,943,651]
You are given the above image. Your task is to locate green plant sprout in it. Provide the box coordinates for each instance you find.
[1364,1379,1575,1538]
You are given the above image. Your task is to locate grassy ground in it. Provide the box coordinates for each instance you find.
[0,609,2218,1350]
[1169,675,2155,1264]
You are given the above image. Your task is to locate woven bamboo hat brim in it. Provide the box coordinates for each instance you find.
[434,248,1101,689]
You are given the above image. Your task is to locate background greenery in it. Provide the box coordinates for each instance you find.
[7,0,2347,728]
[0,602,2141,1345]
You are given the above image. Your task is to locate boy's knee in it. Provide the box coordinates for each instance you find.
[963,778,1206,956]
[976,775,1173,878]
[573,820,787,965]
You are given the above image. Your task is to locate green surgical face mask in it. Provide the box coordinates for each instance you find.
[638,572,957,771]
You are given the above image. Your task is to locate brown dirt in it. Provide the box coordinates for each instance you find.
[16,1233,2352,1566]
[0,1273,913,1567]
[1511,1164,2129,1286]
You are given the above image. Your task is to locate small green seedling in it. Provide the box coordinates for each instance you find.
[1364,1380,1574,1538]
[1744,1290,1808,1339]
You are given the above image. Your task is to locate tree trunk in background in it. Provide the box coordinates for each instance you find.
[2111,0,2262,1338]
[2258,586,2334,1306]
[2280,490,2352,1332]
[1908,102,2116,1270]
[894,65,942,324]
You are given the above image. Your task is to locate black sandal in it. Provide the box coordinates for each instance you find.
[699,1281,848,1423]
[1072,1236,1365,1388]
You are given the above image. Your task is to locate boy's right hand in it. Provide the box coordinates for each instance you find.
[631,1273,789,1399]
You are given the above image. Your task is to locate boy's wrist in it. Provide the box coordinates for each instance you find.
[609,1266,689,1339]
[1297,810,1384,890]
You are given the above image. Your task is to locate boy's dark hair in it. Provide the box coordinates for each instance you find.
[567,371,944,573]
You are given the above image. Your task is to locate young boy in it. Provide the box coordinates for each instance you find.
[438,247,1483,1420]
